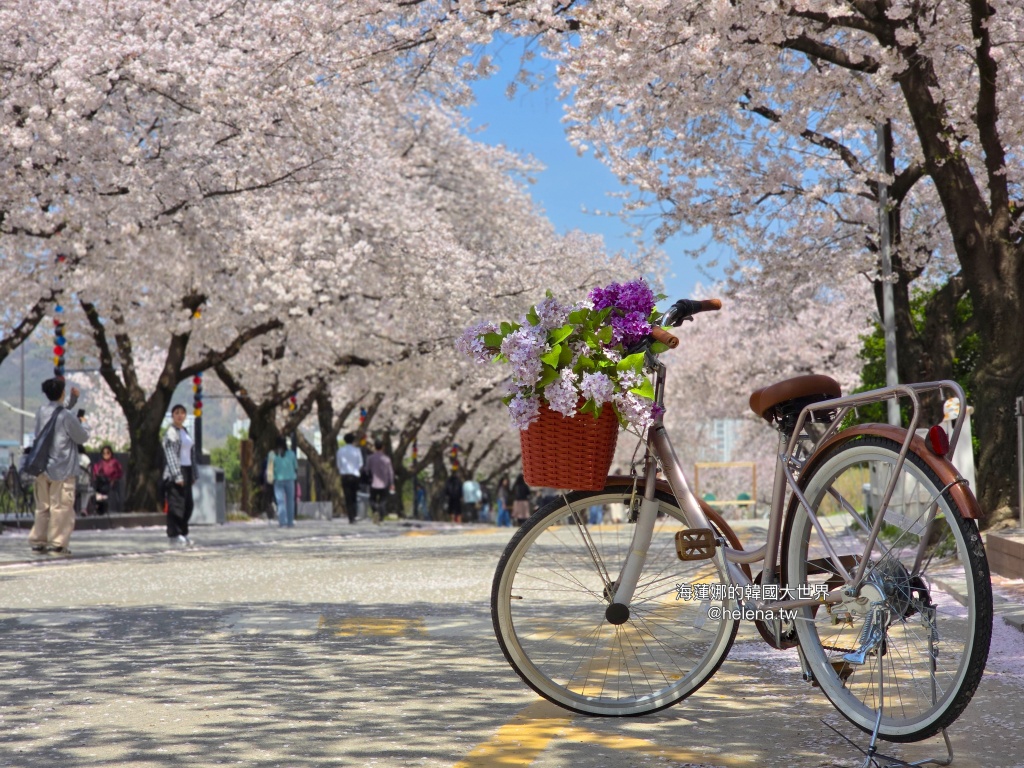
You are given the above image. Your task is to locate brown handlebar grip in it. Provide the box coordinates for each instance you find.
[651,327,680,348]
[698,299,722,312]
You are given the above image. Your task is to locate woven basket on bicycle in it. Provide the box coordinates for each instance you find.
[520,403,619,491]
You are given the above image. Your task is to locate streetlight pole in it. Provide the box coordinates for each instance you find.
[877,122,900,427]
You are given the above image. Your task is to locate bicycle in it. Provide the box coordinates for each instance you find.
[491,298,992,746]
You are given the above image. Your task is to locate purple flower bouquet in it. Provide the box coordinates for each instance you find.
[457,279,667,434]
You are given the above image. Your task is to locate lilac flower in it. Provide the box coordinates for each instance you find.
[509,393,541,431]
[544,368,580,418]
[617,370,645,390]
[455,322,499,364]
[616,280,656,315]
[614,391,656,432]
[534,295,571,331]
[610,310,652,347]
[580,371,615,405]
[588,283,620,312]
[500,327,545,386]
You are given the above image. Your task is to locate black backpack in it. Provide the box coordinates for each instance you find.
[19,407,63,480]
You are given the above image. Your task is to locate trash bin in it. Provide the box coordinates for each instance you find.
[193,465,226,524]
[356,490,370,522]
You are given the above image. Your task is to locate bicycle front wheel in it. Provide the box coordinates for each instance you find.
[783,436,991,742]
[492,485,738,716]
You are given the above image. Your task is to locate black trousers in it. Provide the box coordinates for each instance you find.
[341,475,360,522]
[166,467,194,538]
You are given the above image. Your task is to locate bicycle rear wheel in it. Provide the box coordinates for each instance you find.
[783,436,991,742]
[492,484,738,716]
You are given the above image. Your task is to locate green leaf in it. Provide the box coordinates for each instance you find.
[597,325,613,344]
[630,378,655,400]
[558,343,574,367]
[575,355,596,372]
[567,309,589,325]
[617,352,646,373]
[500,321,514,336]
[649,341,669,354]
[483,332,504,350]
[549,324,574,345]
[526,306,540,326]
[579,399,597,416]
[536,365,559,389]
[540,344,562,368]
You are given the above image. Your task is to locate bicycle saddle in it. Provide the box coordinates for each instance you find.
[748,374,841,425]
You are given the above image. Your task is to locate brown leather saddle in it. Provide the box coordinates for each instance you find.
[749,374,842,430]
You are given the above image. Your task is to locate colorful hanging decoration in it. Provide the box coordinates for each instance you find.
[192,373,203,418]
[53,304,66,377]
[450,443,460,471]
[288,394,297,412]
[411,440,418,463]
[359,406,367,446]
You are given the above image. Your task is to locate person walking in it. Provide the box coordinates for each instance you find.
[462,474,482,524]
[445,469,463,524]
[162,404,197,547]
[271,437,299,527]
[91,445,123,515]
[512,473,532,527]
[335,432,363,524]
[28,378,90,556]
[365,440,394,523]
[495,476,511,528]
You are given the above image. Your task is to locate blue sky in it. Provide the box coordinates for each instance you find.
[461,39,726,301]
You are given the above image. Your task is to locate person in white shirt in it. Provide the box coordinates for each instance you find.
[162,404,196,547]
[335,432,364,524]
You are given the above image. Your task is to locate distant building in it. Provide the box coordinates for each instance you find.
[698,418,744,463]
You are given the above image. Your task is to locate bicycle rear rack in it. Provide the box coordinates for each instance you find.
[781,380,969,588]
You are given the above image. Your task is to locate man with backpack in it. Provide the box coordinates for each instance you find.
[27,377,90,556]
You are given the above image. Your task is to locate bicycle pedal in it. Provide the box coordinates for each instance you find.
[675,528,717,561]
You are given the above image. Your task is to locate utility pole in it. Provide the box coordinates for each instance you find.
[878,122,900,427]
[1017,395,1023,529]
[19,342,26,446]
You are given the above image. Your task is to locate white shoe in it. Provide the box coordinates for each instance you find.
[184,536,195,547]
[170,535,188,548]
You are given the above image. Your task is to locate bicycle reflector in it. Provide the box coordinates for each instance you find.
[926,425,950,456]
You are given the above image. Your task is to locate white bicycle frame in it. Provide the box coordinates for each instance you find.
[605,355,970,617]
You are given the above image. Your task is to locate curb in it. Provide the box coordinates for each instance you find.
[932,574,1024,634]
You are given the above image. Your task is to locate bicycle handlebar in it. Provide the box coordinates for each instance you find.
[663,298,723,327]
[650,327,679,348]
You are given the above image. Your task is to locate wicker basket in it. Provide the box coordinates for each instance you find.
[520,403,619,490]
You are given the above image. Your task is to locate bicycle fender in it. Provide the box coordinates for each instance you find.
[792,424,983,519]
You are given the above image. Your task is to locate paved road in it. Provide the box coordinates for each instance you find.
[1,520,1022,767]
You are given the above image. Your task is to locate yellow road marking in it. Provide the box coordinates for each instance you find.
[452,699,572,767]
[560,725,755,766]
[317,616,427,638]
[454,698,754,767]
[402,530,439,537]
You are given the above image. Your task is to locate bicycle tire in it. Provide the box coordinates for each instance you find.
[782,436,992,742]
[492,484,739,716]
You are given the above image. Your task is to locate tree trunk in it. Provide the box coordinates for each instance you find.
[968,295,1024,521]
[294,431,346,516]
[124,397,171,512]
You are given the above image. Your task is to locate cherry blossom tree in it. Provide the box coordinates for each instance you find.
[658,281,875,507]
[391,0,1024,516]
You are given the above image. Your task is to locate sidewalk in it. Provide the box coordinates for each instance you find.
[0,515,446,566]
[6,515,1024,633]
